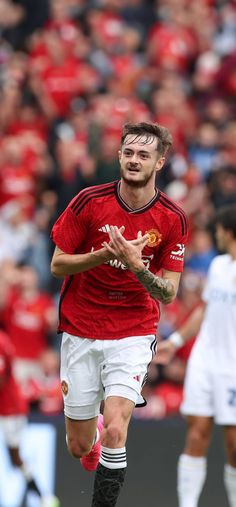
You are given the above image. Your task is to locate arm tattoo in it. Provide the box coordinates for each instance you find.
[135,267,175,304]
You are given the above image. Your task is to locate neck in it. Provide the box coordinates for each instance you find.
[119,180,157,209]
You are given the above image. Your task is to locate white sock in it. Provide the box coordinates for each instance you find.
[177,454,207,507]
[224,464,236,507]
[99,446,127,469]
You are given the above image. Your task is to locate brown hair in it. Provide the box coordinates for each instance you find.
[215,204,236,239]
[121,122,173,156]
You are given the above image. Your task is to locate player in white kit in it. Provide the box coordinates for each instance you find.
[156,203,236,507]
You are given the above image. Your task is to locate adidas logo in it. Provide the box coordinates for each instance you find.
[98,224,125,233]
[98,224,112,233]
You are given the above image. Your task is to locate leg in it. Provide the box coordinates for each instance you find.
[177,415,213,507]
[91,396,134,507]
[8,446,42,496]
[65,415,98,458]
[223,426,236,507]
[60,334,104,463]
[8,446,22,467]
[91,334,156,506]
[3,416,42,497]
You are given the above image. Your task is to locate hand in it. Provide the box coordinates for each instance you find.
[102,226,149,271]
[100,225,125,261]
[152,340,177,365]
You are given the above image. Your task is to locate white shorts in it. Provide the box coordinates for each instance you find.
[60,332,156,420]
[181,343,236,425]
[13,359,43,385]
[0,415,27,447]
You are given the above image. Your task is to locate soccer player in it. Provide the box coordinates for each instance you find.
[50,121,188,506]
[0,329,42,500]
[157,204,236,507]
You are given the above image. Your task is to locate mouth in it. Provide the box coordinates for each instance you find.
[127,167,139,173]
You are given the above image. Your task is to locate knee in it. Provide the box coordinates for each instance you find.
[67,436,92,459]
[102,423,125,448]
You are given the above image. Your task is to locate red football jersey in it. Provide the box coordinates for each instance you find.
[2,289,55,360]
[0,331,28,416]
[51,181,188,339]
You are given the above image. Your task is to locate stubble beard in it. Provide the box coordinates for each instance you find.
[120,168,156,188]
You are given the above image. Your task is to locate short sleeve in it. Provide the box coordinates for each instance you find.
[158,215,189,272]
[51,198,89,254]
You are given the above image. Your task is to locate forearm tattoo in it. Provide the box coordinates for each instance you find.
[135,267,175,304]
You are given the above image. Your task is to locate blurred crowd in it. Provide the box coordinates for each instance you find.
[0,0,236,419]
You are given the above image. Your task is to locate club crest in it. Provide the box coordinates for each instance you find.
[146,228,162,247]
[61,380,68,395]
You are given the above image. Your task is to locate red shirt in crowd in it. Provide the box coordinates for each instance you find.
[0,159,36,209]
[0,331,28,416]
[148,22,198,72]
[2,289,55,360]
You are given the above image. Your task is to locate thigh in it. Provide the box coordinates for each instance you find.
[214,372,236,425]
[60,333,103,420]
[65,415,98,446]
[181,347,214,418]
[102,335,156,405]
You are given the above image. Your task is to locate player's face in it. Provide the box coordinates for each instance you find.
[119,135,165,188]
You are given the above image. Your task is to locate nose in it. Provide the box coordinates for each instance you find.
[130,153,139,164]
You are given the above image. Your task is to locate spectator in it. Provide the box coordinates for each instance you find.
[0,265,58,396]
[0,329,43,501]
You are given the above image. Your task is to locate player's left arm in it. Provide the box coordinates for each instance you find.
[136,211,188,304]
[103,226,181,303]
[134,268,181,304]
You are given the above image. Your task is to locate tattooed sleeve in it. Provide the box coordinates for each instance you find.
[135,267,175,304]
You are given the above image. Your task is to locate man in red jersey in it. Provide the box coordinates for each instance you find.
[51,122,188,506]
[0,330,42,502]
[1,264,58,392]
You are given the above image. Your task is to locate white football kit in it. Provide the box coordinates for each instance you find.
[181,254,236,424]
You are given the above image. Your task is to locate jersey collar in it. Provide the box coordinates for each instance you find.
[115,181,160,214]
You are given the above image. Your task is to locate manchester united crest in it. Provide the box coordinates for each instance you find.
[61,380,68,396]
[146,228,162,247]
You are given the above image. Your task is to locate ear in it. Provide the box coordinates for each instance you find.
[118,150,122,162]
[155,156,165,173]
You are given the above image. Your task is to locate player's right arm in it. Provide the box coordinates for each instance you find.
[51,245,116,277]
[50,189,125,277]
[155,303,206,365]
